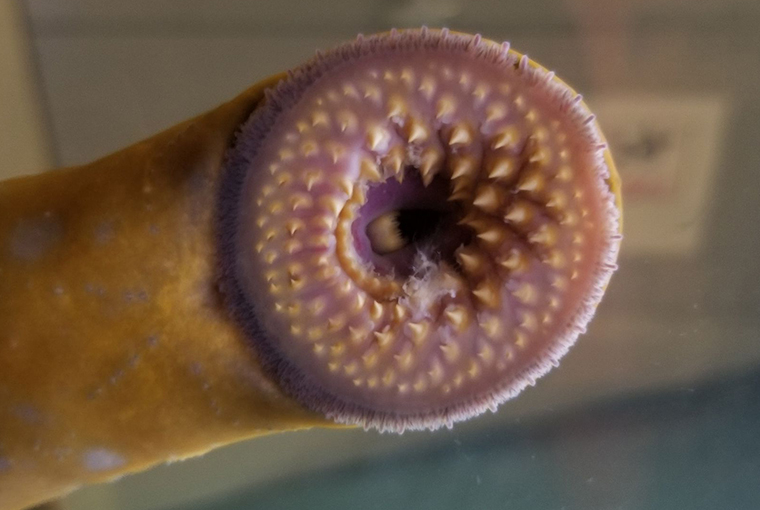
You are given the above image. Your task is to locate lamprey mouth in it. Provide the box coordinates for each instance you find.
[217,28,621,432]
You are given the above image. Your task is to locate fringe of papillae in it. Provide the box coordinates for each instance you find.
[218,27,622,433]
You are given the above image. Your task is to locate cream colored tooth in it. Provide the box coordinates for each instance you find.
[428,359,444,385]
[573,232,584,245]
[387,96,407,118]
[551,275,568,290]
[278,148,295,161]
[542,312,553,325]
[561,212,579,227]
[491,126,519,149]
[384,146,405,178]
[559,147,571,160]
[308,298,326,316]
[320,196,343,216]
[515,330,528,349]
[478,344,494,365]
[290,324,302,337]
[342,83,359,98]
[450,156,476,179]
[513,283,537,304]
[406,119,428,143]
[473,185,500,212]
[349,326,366,344]
[444,306,469,331]
[525,109,539,123]
[546,190,567,209]
[367,126,388,151]
[556,165,572,182]
[400,68,414,85]
[285,239,303,255]
[517,172,544,193]
[393,304,408,322]
[370,301,385,321]
[571,270,579,280]
[335,177,353,196]
[413,375,427,393]
[383,69,397,82]
[420,148,443,186]
[360,157,382,182]
[473,282,499,308]
[440,342,460,364]
[289,275,305,290]
[394,347,414,371]
[353,378,364,387]
[269,201,284,214]
[487,157,515,180]
[456,249,482,273]
[529,146,551,165]
[328,361,339,372]
[286,218,304,236]
[448,124,471,146]
[477,228,504,245]
[504,202,530,225]
[435,95,456,119]
[549,295,561,309]
[448,177,471,201]
[311,112,330,128]
[472,83,489,101]
[362,84,381,102]
[336,110,358,133]
[484,102,506,122]
[286,301,301,317]
[374,328,395,347]
[362,350,378,369]
[514,95,526,110]
[300,140,319,157]
[382,369,396,387]
[367,376,378,388]
[312,343,325,355]
[545,250,566,269]
[344,361,359,376]
[354,293,367,310]
[407,322,429,345]
[308,235,331,249]
[529,224,557,246]
[327,315,346,332]
[479,316,501,339]
[295,121,309,133]
[255,241,265,253]
[397,383,409,394]
[418,75,436,99]
[519,312,538,332]
[467,360,480,379]
[264,251,278,264]
[308,327,324,341]
[290,194,313,211]
[573,251,583,263]
[453,373,464,387]
[327,143,345,164]
[303,170,322,191]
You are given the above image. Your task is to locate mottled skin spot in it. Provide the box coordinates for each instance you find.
[82,448,125,472]
[8,214,63,261]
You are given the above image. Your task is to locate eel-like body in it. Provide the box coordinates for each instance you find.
[0,29,621,510]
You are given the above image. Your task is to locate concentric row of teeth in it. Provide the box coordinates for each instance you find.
[245,54,602,401]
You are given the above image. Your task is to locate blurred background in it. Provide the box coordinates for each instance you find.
[1,0,759,509]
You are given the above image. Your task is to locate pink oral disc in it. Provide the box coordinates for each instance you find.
[218,28,621,432]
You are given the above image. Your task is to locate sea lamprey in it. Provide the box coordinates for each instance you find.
[0,28,621,510]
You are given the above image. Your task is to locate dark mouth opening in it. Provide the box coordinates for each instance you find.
[357,169,471,279]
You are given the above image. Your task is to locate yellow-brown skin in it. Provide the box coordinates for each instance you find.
[0,74,340,510]
[0,46,622,510]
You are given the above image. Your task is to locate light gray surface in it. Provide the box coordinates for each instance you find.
[11,1,760,508]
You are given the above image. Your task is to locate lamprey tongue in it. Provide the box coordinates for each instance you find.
[218,28,621,432]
